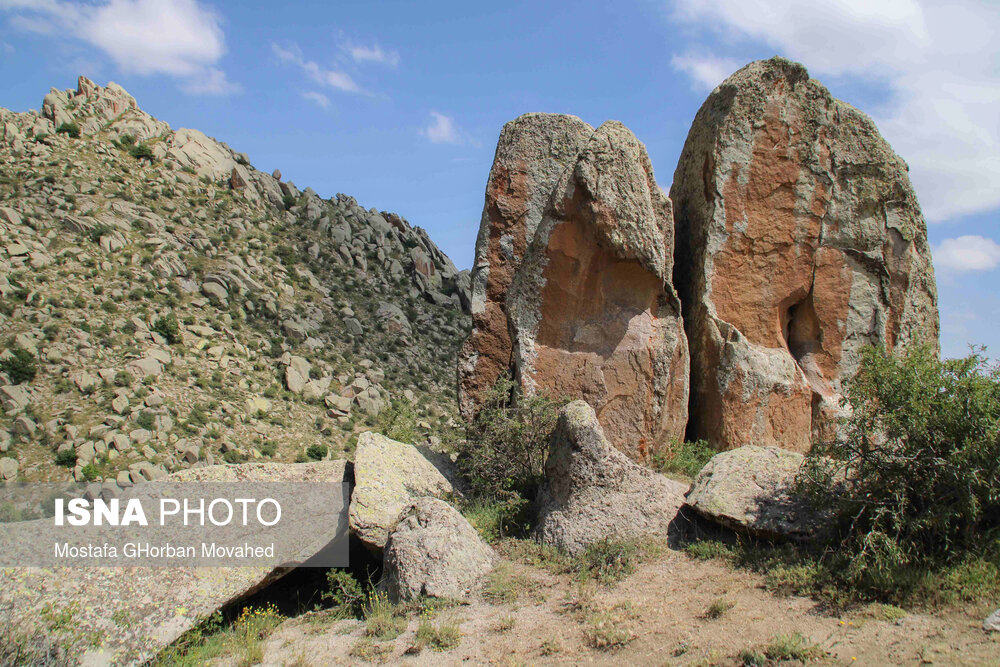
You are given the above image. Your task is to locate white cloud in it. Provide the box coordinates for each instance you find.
[0,0,238,94]
[933,235,1000,273]
[301,90,330,109]
[272,42,362,94]
[669,0,1000,222]
[422,111,461,145]
[344,42,399,67]
[671,54,742,91]
[180,67,241,95]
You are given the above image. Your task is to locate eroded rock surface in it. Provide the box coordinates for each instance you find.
[671,57,939,452]
[534,401,688,555]
[381,497,497,602]
[459,114,689,458]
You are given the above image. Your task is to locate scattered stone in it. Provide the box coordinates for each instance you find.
[0,456,18,480]
[984,609,1000,633]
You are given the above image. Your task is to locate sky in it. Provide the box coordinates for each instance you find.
[0,0,997,360]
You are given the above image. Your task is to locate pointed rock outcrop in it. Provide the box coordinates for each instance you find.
[534,401,688,555]
[671,57,939,452]
[459,114,689,458]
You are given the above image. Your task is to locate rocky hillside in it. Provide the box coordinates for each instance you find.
[0,76,471,485]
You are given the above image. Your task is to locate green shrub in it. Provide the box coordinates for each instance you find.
[118,133,135,147]
[55,122,80,138]
[456,373,561,501]
[81,463,99,482]
[374,401,417,443]
[462,497,531,542]
[323,569,365,618]
[414,613,461,652]
[802,346,1000,586]
[683,540,734,561]
[55,450,76,467]
[650,438,714,480]
[305,443,328,461]
[281,193,295,210]
[259,442,277,457]
[1,348,37,384]
[222,450,247,464]
[152,313,181,345]
[575,538,639,584]
[129,143,155,161]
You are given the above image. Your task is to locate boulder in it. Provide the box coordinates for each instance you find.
[0,384,30,413]
[534,401,688,555]
[382,497,497,602]
[349,432,454,550]
[671,57,939,452]
[684,445,821,540]
[0,456,17,481]
[459,113,689,458]
[984,609,1000,633]
[284,356,310,394]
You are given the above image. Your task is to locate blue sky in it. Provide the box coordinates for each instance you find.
[0,0,997,360]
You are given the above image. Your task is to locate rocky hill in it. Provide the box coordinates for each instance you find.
[0,76,471,485]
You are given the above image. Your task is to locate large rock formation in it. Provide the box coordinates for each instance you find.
[459,114,689,458]
[534,401,688,554]
[671,57,939,452]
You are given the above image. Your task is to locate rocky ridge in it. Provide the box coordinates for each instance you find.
[0,76,471,485]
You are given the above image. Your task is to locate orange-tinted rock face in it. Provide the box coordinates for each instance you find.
[460,115,689,459]
[457,114,594,421]
[671,57,939,452]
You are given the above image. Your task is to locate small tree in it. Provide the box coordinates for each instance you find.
[802,345,1000,580]
[129,143,155,161]
[456,373,561,502]
[1,348,37,384]
[152,313,181,345]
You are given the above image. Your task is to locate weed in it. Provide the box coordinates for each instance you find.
[704,597,736,620]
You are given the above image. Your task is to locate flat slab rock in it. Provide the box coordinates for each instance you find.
[534,400,688,555]
[0,461,347,666]
[684,445,821,539]
[348,431,455,551]
[382,496,497,602]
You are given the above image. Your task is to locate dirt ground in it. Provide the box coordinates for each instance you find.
[249,545,1000,666]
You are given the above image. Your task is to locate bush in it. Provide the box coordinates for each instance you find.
[1,348,37,384]
[456,373,561,501]
[129,143,155,161]
[323,569,365,618]
[650,438,714,479]
[152,313,181,345]
[80,463,99,482]
[802,346,1000,583]
[55,122,80,138]
[118,133,135,147]
[374,401,418,443]
[55,449,76,467]
[305,443,328,461]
